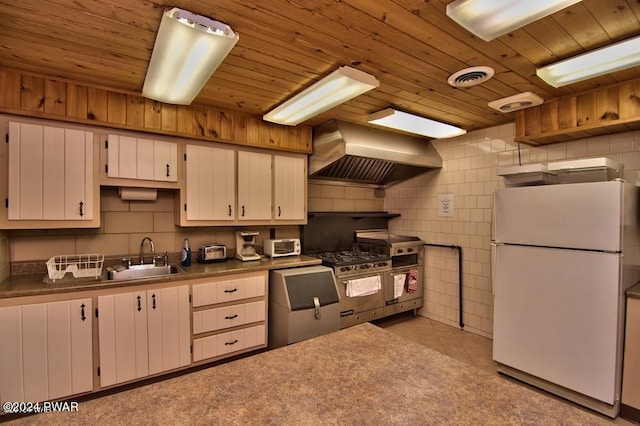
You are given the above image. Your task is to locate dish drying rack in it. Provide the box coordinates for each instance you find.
[46,254,104,281]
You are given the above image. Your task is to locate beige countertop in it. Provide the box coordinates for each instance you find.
[628,282,640,299]
[0,255,321,299]
[5,322,611,425]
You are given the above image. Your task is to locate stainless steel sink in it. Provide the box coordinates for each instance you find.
[106,264,185,281]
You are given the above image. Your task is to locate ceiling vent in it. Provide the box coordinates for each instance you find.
[447,66,495,87]
[488,92,544,113]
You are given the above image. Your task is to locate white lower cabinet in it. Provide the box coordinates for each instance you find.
[98,285,190,387]
[191,271,268,363]
[0,299,93,403]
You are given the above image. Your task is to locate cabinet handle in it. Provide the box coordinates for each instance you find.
[228,204,232,217]
[225,314,238,320]
[242,205,245,217]
[166,164,170,177]
[278,206,281,217]
[79,201,84,217]
[152,293,157,310]
[224,339,238,346]
[224,288,238,293]
[80,303,86,322]
[137,295,142,312]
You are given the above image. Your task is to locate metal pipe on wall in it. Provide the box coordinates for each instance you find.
[423,243,464,329]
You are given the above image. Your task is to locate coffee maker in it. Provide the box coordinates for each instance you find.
[235,231,261,261]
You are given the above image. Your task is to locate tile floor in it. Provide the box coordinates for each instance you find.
[374,312,634,425]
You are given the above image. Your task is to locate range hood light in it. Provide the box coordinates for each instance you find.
[142,8,239,105]
[537,35,640,87]
[446,0,582,42]
[263,66,379,126]
[367,109,466,139]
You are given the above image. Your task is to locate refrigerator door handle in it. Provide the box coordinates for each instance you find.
[490,242,497,296]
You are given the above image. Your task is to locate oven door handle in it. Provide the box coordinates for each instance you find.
[313,296,321,320]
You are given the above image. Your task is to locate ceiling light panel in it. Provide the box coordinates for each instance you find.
[537,35,640,87]
[368,109,467,139]
[446,0,582,42]
[143,8,239,105]
[263,66,379,126]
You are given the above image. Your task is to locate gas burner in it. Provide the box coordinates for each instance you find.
[313,250,391,278]
[315,250,390,266]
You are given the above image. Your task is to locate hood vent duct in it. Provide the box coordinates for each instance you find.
[309,120,443,187]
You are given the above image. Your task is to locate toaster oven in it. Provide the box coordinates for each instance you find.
[263,238,301,258]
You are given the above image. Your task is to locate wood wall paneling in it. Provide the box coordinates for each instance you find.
[0,71,311,153]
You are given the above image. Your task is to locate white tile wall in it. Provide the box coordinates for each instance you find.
[385,123,640,338]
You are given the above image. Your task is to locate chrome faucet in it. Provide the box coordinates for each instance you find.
[140,236,155,265]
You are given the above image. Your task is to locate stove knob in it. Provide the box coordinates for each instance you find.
[341,266,351,272]
[407,248,414,253]
[378,262,388,267]
[361,264,371,269]
[397,248,404,254]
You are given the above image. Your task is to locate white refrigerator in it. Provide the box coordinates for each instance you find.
[492,180,640,418]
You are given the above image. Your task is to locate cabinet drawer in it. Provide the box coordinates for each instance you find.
[383,297,422,317]
[192,324,266,362]
[192,274,265,307]
[193,301,265,334]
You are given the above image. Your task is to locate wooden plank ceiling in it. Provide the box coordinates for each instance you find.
[1,0,639,133]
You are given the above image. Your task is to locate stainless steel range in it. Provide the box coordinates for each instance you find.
[356,230,424,317]
[315,250,390,328]
[302,214,425,328]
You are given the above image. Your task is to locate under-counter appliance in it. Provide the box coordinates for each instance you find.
[269,266,341,348]
[236,231,260,261]
[263,238,301,258]
[492,180,640,418]
[356,230,424,316]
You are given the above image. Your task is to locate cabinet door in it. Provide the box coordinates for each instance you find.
[46,299,93,399]
[147,286,190,375]
[107,135,177,182]
[185,144,236,221]
[237,151,272,221]
[98,292,149,387]
[21,303,48,402]
[64,129,94,220]
[153,140,178,182]
[0,300,93,403]
[8,122,93,221]
[107,135,138,179]
[274,155,306,220]
[0,306,23,403]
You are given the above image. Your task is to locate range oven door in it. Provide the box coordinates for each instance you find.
[336,272,384,328]
[384,266,423,315]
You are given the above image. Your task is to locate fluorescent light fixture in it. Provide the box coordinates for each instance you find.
[537,35,640,87]
[368,109,467,139]
[263,66,379,126]
[446,0,582,42]
[142,8,239,105]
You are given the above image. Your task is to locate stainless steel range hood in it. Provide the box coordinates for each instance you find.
[309,120,442,187]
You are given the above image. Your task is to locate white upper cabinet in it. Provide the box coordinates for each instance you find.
[107,134,177,182]
[273,154,306,221]
[184,144,236,222]
[237,151,272,221]
[178,144,306,226]
[6,121,97,226]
